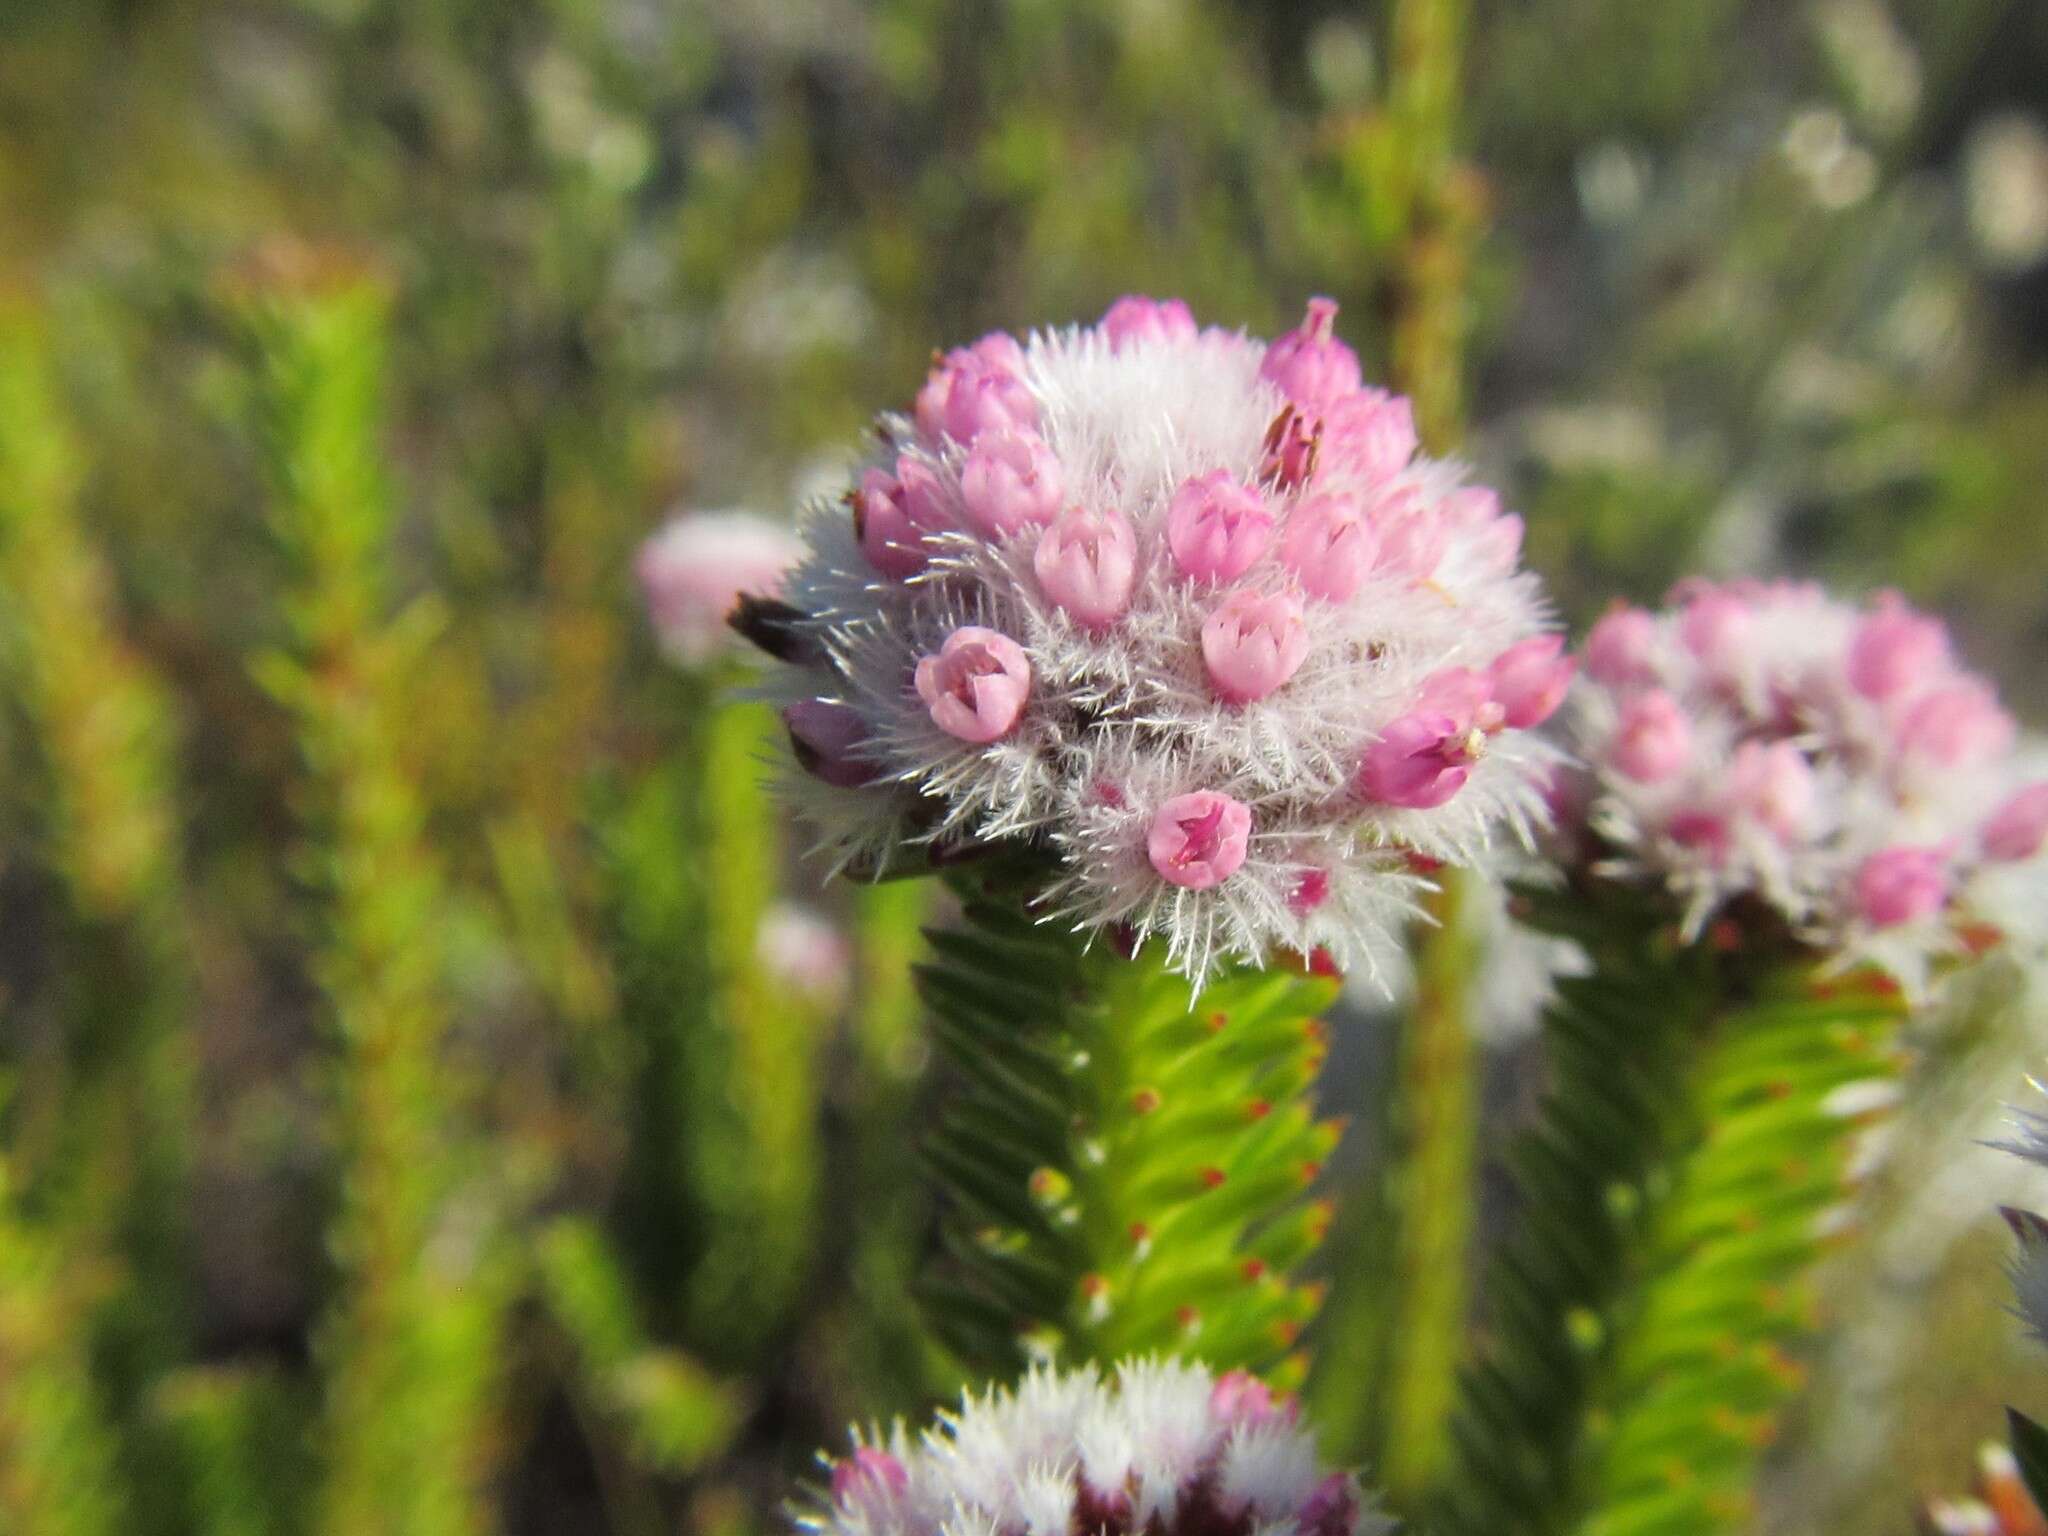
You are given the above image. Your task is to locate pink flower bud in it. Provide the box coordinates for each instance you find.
[1585,605,1659,687]
[1147,790,1253,889]
[1202,588,1309,703]
[1678,588,1752,678]
[1278,492,1377,602]
[959,429,1064,538]
[1417,667,1504,735]
[854,459,946,578]
[914,626,1032,744]
[1357,711,1482,809]
[1984,782,2048,862]
[915,337,1036,444]
[1168,472,1274,584]
[832,1447,908,1511]
[1373,493,1446,581]
[1259,405,1321,490]
[1897,680,2015,767]
[1610,689,1691,782]
[1440,486,1501,530]
[1098,295,1198,350]
[1469,512,1526,576]
[1296,1473,1359,1536]
[1725,740,1815,842]
[783,699,877,788]
[1034,505,1138,628]
[636,512,803,665]
[1260,297,1363,408]
[1847,592,1951,701]
[1319,389,1416,482]
[1210,1369,1297,1428]
[1667,808,1731,862]
[1855,845,1950,928]
[1489,635,1577,729]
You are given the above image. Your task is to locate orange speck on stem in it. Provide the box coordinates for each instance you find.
[1199,1166,1228,1190]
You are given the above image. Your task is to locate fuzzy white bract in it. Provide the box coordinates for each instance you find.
[1562,579,2047,987]
[755,298,1563,983]
[804,1358,1387,1536]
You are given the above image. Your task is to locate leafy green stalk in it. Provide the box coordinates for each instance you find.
[607,677,820,1366]
[238,261,515,1536]
[920,865,1341,1385]
[1434,883,1907,1536]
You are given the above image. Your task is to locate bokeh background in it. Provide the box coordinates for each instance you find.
[2,1,2048,1532]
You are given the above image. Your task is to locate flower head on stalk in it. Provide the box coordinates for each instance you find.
[1563,581,2040,988]
[804,1358,1388,1536]
[745,298,1563,984]
[639,510,804,666]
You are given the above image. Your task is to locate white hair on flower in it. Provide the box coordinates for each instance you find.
[1562,579,2047,988]
[801,1358,1388,1536]
[752,297,1566,984]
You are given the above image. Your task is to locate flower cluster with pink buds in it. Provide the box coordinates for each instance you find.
[638,510,803,665]
[803,1358,1387,1536]
[754,298,1563,982]
[1564,580,2048,981]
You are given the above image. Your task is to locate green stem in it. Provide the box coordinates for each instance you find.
[1433,884,1906,1536]
[919,866,1341,1384]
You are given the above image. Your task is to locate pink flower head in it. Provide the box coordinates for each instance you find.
[1147,791,1253,890]
[1319,389,1417,484]
[1610,689,1691,782]
[1855,845,1951,928]
[1279,492,1378,602]
[1984,782,2048,863]
[1489,635,1577,729]
[854,459,946,578]
[1897,680,2015,768]
[783,699,878,789]
[637,511,803,665]
[914,626,1032,744]
[1357,711,1482,809]
[832,1447,908,1513]
[1099,295,1198,350]
[1034,505,1138,628]
[915,335,1035,444]
[1260,297,1363,409]
[1202,588,1309,704]
[1847,592,1951,701]
[1585,605,1660,688]
[1678,587,1752,679]
[1295,1473,1360,1536]
[1725,740,1816,842]
[1209,1369,1297,1429]
[1167,471,1275,584]
[1372,493,1447,582]
[959,429,1064,538]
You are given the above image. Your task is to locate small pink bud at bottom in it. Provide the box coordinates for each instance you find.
[1201,588,1309,703]
[783,699,877,789]
[1167,470,1275,584]
[1489,635,1577,728]
[1848,591,1951,701]
[1147,791,1253,890]
[832,1447,908,1510]
[1289,868,1331,915]
[1984,782,2048,862]
[959,428,1064,538]
[1585,604,1660,687]
[1357,711,1478,809]
[1610,689,1691,782]
[1855,845,1950,928]
[1667,809,1732,863]
[1034,505,1139,628]
[1279,491,1376,601]
[913,626,1032,744]
[1098,294,1198,349]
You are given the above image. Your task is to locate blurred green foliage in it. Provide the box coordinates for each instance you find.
[0,0,2044,1531]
